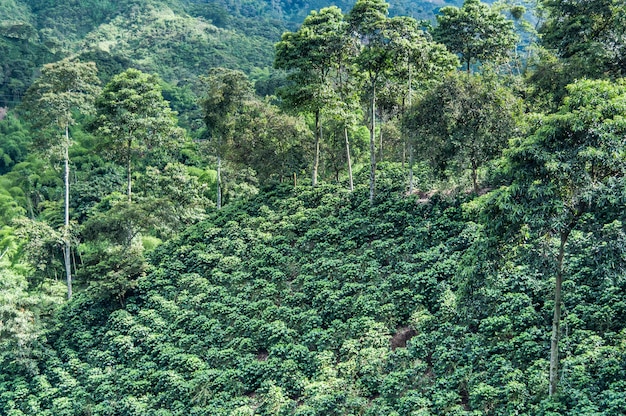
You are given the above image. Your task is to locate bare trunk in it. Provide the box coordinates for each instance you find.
[471,159,478,194]
[369,86,376,205]
[344,125,354,192]
[127,139,132,203]
[312,110,320,187]
[549,230,570,396]
[64,124,72,300]
[379,116,383,162]
[217,153,222,209]
[408,142,414,194]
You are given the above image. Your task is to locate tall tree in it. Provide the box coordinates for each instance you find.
[540,0,626,79]
[92,68,182,203]
[379,16,457,192]
[404,73,521,193]
[433,0,518,73]
[230,99,311,183]
[348,0,392,204]
[199,67,252,209]
[22,57,100,299]
[275,6,347,187]
[474,79,626,396]
[349,0,456,202]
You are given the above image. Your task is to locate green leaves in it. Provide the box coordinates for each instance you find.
[433,0,518,72]
[92,68,184,200]
[540,0,626,79]
[404,73,522,192]
[22,58,100,133]
[199,67,252,145]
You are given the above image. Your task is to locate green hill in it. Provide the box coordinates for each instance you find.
[0,0,470,107]
[2,177,625,415]
[2,1,624,414]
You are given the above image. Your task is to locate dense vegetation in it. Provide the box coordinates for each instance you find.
[1,0,626,414]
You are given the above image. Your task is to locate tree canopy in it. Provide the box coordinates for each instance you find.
[433,0,518,72]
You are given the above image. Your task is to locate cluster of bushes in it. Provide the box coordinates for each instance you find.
[1,179,624,415]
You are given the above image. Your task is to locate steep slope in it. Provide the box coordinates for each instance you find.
[79,4,278,82]
[0,0,472,107]
[2,179,625,415]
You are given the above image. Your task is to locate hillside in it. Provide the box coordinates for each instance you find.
[2,179,625,414]
[0,0,467,107]
[1,0,625,414]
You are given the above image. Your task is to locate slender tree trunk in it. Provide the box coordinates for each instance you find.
[127,139,132,203]
[408,142,414,194]
[217,153,222,209]
[369,85,376,205]
[549,229,571,396]
[64,124,72,300]
[344,125,354,192]
[312,110,320,187]
[379,115,384,162]
[471,159,479,194]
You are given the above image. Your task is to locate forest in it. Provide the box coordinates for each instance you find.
[1,0,626,414]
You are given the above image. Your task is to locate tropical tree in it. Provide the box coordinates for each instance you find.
[21,57,100,299]
[349,0,457,202]
[540,0,626,79]
[230,99,311,183]
[92,68,183,203]
[433,0,518,73]
[198,67,252,209]
[472,79,626,396]
[404,72,522,193]
[347,0,390,203]
[275,6,348,187]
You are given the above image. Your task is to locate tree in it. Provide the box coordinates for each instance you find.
[21,57,100,300]
[230,99,311,183]
[540,0,626,79]
[349,1,456,203]
[198,67,252,209]
[348,0,390,204]
[376,16,457,192]
[92,68,183,203]
[433,0,518,73]
[472,79,626,396]
[275,6,348,187]
[403,73,522,193]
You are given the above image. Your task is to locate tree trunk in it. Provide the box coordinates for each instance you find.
[344,125,354,192]
[64,124,72,300]
[217,153,222,209]
[369,86,376,205]
[471,159,479,194]
[408,142,414,194]
[312,110,320,187]
[549,229,571,396]
[379,116,384,162]
[127,139,132,203]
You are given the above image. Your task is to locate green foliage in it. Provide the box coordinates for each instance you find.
[404,72,523,192]
[471,78,626,397]
[433,0,518,72]
[0,265,64,376]
[21,57,100,134]
[12,217,63,283]
[92,68,184,201]
[230,99,312,183]
[540,0,626,79]
[0,112,30,175]
[3,1,626,415]
[0,31,56,108]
